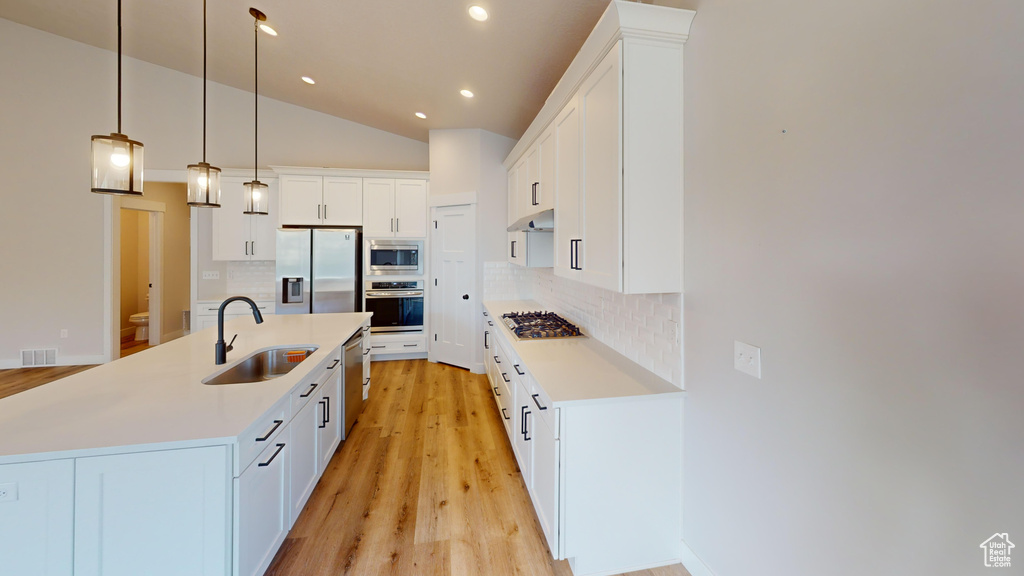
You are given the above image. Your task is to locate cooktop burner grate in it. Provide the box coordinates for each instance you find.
[501,311,583,339]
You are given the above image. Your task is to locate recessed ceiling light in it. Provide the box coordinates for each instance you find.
[468,5,488,21]
[258,23,277,36]
[415,112,427,119]
[460,89,474,98]
[301,76,315,85]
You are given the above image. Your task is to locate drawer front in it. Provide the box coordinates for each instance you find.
[526,372,557,435]
[368,339,425,354]
[290,358,337,414]
[237,399,289,475]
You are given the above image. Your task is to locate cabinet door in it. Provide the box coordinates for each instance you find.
[75,447,230,576]
[250,179,279,261]
[317,371,342,471]
[288,393,319,527]
[362,178,396,237]
[515,159,530,224]
[506,166,518,227]
[508,231,524,266]
[394,179,427,237]
[279,175,323,226]
[525,145,541,216]
[553,94,581,280]
[323,177,363,226]
[0,460,74,576]
[212,177,250,261]
[513,378,534,488]
[537,126,555,212]
[579,43,623,291]
[236,436,289,576]
[533,408,560,557]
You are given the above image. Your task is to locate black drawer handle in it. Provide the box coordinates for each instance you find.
[483,311,488,317]
[494,355,500,364]
[324,396,330,424]
[501,372,510,383]
[487,320,494,326]
[318,401,327,428]
[256,419,283,442]
[521,405,531,441]
[493,386,501,397]
[300,382,319,398]
[364,377,370,385]
[372,345,386,349]
[403,343,418,348]
[531,393,548,410]
[514,364,525,376]
[501,408,510,420]
[484,330,489,349]
[258,443,286,467]
[363,349,370,356]
[327,359,340,369]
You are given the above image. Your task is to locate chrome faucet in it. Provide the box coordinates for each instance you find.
[215,296,264,365]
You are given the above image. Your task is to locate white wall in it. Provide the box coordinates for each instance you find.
[0,18,427,366]
[681,1,1024,575]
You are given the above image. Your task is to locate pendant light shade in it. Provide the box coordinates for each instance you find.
[91,0,144,196]
[244,7,269,215]
[187,0,221,207]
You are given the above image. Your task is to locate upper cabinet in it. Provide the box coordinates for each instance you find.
[505,1,693,294]
[279,175,362,227]
[363,178,427,238]
[212,176,279,261]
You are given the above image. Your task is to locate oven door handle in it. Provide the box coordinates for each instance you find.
[366,291,424,298]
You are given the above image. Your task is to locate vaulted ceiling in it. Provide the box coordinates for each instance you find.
[0,0,655,142]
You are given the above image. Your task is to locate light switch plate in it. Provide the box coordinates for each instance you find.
[734,341,761,379]
[202,271,220,280]
[0,482,17,502]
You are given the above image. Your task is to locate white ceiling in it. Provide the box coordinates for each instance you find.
[0,0,650,142]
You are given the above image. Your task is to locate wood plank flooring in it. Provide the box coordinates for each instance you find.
[267,359,690,576]
[0,365,94,400]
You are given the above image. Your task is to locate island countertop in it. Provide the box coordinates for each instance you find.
[483,300,681,405]
[0,313,370,464]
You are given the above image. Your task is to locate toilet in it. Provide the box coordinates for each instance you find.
[129,312,149,341]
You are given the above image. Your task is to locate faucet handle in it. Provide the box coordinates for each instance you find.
[227,333,238,352]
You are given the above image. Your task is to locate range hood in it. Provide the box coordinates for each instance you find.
[507,209,554,232]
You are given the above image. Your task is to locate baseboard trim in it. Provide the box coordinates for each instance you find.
[0,355,107,370]
[680,540,715,576]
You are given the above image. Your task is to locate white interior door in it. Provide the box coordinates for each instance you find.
[430,204,476,370]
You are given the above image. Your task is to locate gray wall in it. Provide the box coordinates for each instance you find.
[682,1,1024,575]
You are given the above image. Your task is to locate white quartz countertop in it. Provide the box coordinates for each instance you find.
[483,300,681,405]
[0,313,370,464]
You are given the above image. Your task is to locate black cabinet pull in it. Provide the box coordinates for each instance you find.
[251,241,255,255]
[318,401,327,428]
[532,182,539,206]
[493,386,501,396]
[327,359,340,369]
[403,343,418,348]
[318,204,321,220]
[521,405,531,440]
[258,443,286,467]
[494,355,500,364]
[256,420,283,442]
[396,218,399,232]
[531,393,548,410]
[390,218,394,232]
[462,294,469,300]
[484,331,489,349]
[501,408,510,420]
[325,396,330,424]
[365,377,370,385]
[487,320,493,326]
[514,364,525,376]
[363,349,370,356]
[324,204,327,220]
[511,240,517,258]
[300,382,319,398]
[483,311,488,317]
[501,372,510,383]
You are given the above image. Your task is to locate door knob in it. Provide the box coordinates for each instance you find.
[462,294,469,300]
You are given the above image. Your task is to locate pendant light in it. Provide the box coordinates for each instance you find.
[91,0,144,196]
[243,7,269,215]
[187,0,221,207]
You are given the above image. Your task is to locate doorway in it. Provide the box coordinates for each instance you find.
[117,200,164,359]
[428,203,477,370]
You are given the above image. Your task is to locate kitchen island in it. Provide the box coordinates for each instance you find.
[0,312,371,576]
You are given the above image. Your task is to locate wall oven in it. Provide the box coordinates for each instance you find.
[364,280,424,333]
[366,239,422,276]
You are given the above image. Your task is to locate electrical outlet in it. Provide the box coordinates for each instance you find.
[202,271,220,280]
[60,329,68,338]
[0,482,17,503]
[667,319,680,344]
[734,341,761,379]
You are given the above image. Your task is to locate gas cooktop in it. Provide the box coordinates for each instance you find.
[501,311,583,340]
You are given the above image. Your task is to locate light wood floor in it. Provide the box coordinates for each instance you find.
[267,359,690,576]
[0,359,690,576]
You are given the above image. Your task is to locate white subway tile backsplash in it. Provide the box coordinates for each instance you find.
[225,260,276,299]
[483,261,682,388]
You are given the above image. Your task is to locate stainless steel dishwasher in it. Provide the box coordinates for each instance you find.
[342,331,365,440]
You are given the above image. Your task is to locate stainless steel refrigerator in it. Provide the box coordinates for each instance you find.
[276,228,361,314]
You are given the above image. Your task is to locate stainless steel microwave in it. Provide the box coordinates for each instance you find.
[366,239,422,276]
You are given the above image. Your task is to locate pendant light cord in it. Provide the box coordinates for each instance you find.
[253,16,258,182]
[117,0,122,135]
[202,0,207,162]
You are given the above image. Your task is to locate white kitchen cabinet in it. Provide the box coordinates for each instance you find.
[212,176,279,261]
[235,434,289,576]
[512,376,534,488]
[362,324,371,401]
[74,446,230,576]
[553,93,581,279]
[517,127,555,217]
[506,166,518,227]
[288,387,319,527]
[279,175,362,226]
[363,178,427,238]
[317,358,343,472]
[532,403,559,556]
[508,230,553,268]
[0,459,74,576]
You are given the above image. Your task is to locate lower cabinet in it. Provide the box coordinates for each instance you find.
[0,459,74,576]
[317,369,343,472]
[288,392,320,527]
[74,447,231,576]
[532,407,559,555]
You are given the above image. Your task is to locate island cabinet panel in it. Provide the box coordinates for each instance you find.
[288,390,320,528]
[0,459,74,576]
[73,446,231,576]
[317,364,343,471]
[235,433,290,576]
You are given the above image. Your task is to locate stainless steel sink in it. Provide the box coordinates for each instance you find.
[203,346,319,385]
